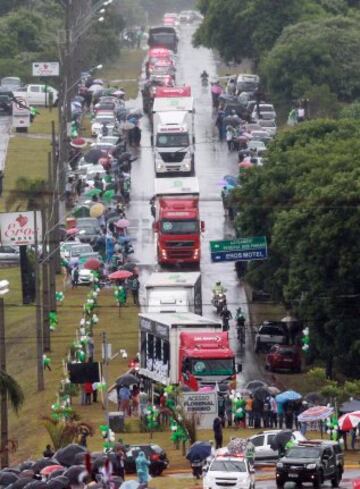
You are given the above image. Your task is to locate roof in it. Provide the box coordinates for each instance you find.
[145,272,200,288]
[154,177,199,196]
[153,96,194,113]
[155,110,189,126]
[139,312,221,328]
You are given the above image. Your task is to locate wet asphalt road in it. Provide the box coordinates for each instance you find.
[126,24,266,386]
[0,116,11,171]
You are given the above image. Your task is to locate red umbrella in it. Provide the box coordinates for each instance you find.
[115,218,130,228]
[40,465,64,476]
[108,270,133,280]
[83,258,101,270]
[338,411,360,431]
[70,137,87,149]
[66,227,79,236]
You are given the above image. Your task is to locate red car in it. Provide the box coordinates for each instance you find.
[265,344,301,373]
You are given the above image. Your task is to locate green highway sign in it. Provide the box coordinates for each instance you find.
[210,236,268,262]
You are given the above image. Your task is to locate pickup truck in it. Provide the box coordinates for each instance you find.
[14,84,58,107]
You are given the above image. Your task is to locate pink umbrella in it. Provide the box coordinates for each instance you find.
[40,465,64,476]
[66,227,79,236]
[239,160,253,169]
[211,84,223,95]
[108,270,133,280]
[115,218,130,228]
[338,411,360,431]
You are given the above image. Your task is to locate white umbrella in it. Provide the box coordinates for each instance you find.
[281,315,298,322]
[88,84,103,93]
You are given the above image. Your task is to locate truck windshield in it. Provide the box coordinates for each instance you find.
[156,133,189,147]
[151,33,176,46]
[160,219,198,234]
[191,358,234,376]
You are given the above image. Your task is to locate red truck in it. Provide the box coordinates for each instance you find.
[153,177,204,266]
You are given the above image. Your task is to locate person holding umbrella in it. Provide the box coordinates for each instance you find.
[128,274,140,305]
[213,415,223,449]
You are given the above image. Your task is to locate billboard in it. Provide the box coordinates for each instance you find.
[32,62,60,77]
[0,211,42,246]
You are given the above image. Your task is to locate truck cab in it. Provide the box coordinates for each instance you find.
[153,178,204,266]
[148,26,178,53]
[179,332,236,387]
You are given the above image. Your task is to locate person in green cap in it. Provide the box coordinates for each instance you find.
[246,440,255,471]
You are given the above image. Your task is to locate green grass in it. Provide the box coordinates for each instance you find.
[29,108,58,135]
[1,137,50,211]
[102,48,144,100]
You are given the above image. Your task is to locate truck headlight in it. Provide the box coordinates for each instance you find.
[306,464,317,470]
[193,248,199,259]
[183,161,190,170]
[161,249,167,258]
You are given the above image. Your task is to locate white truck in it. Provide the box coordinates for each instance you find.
[12,97,31,132]
[152,94,195,176]
[144,271,202,314]
[14,84,58,107]
[138,312,237,387]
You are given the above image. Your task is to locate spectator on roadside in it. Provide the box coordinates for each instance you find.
[83,382,93,405]
[43,444,54,458]
[139,387,149,419]
[253,397,263,429]
[128,274,140,305]
[213,416,223,449]
[277,400,284,429]
[225,395,233,427]
[118,385,131,415]
[71,265,79,288]
[246,395,254,428]
[270,395,278,428]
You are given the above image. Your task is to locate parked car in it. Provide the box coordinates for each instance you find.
[14,84,58,106]
[249,430,306,462]
[0,88,14,115]
[203,453,254,489]
[259,119,277,137]
[236,74,260,94]
[1,77,22,90]
[254,321,288,352]
[0,245,20,263]
[251,104,277,122]
[266,345,302,373]
[59,240,81,260]
[123,444,169,476]
[276,441,343,488]
[91,114,117,137]
[250,130,272,144]
[247,140,267,156]
[76,218,100,244]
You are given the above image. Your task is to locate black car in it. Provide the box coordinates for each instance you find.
[0,88,14,115]
[276,442,342,488]
[124,444,169,477]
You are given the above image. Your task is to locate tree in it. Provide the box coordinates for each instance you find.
[261,16,360,103]
[193,0,324,63]
[5,177,48,211]
[232,119,360,378]
[0,370,24,413]
[42,417,93,450]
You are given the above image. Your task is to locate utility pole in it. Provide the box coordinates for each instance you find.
[42,192,50,352]
[102,332,109,426]
[0,296,8,468]
[34,211,44,391]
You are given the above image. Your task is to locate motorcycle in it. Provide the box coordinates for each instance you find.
[191,458,205,479]
[212,292,227,314]
[236,316,245,345]
[201,76,209,87]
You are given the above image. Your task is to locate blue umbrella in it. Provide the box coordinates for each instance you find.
[186,441,212,462]
[276,390,302,404]
[224,175,238,187]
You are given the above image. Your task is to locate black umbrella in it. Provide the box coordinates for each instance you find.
[116,373,139,387]
[18,462,34,472]
[46,476,69,489]
[246,380,267,391]
[62,466,85,485]
[54,445,87,468]
[32,460,58,475]
[0,473,18,486]
[23,482,47,489]
[304,392,325,406]
[339,399,360,413]
[186,442,212,462]
[253,386,271,402]
[269,430,293,451]
[84,149,107,164]
[120,262,138,272]
[7,478,33,489]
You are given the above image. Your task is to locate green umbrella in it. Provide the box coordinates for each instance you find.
[102,189,115,203]
[85,188,102,197]
[73,205,90,218]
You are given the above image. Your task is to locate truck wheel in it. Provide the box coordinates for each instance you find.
[276,480,284,489]
[331,470,340,488]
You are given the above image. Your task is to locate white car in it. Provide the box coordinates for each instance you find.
[259,120,277,137]
[236,74,260,94]
[248,140,267,156]
[249,430,306,462]
[78,267,94,285]
[203,454,254,489]
[251,104,276,123]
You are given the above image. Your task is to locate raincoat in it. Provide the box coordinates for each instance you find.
[135,451,150,484]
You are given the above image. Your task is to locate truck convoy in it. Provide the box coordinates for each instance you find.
[144,271,202,314]
[138,312,236,387]
[153,177,204,267]
[151,86,195,176]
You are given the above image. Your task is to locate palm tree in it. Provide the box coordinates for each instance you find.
[0,370,24,413]
[0,370,24,467]
[5,176,48,211]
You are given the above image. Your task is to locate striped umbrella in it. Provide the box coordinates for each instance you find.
[298,405,334,423]
[338,411,360,431]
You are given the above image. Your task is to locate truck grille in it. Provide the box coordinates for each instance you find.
[166,241,195,260]
[160,152,185,162]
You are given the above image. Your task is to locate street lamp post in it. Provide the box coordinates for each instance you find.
[0,280,10,468]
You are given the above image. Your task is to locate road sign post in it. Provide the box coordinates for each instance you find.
[210,236,268,262]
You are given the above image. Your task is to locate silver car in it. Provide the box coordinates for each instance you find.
[0,245,20,263]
